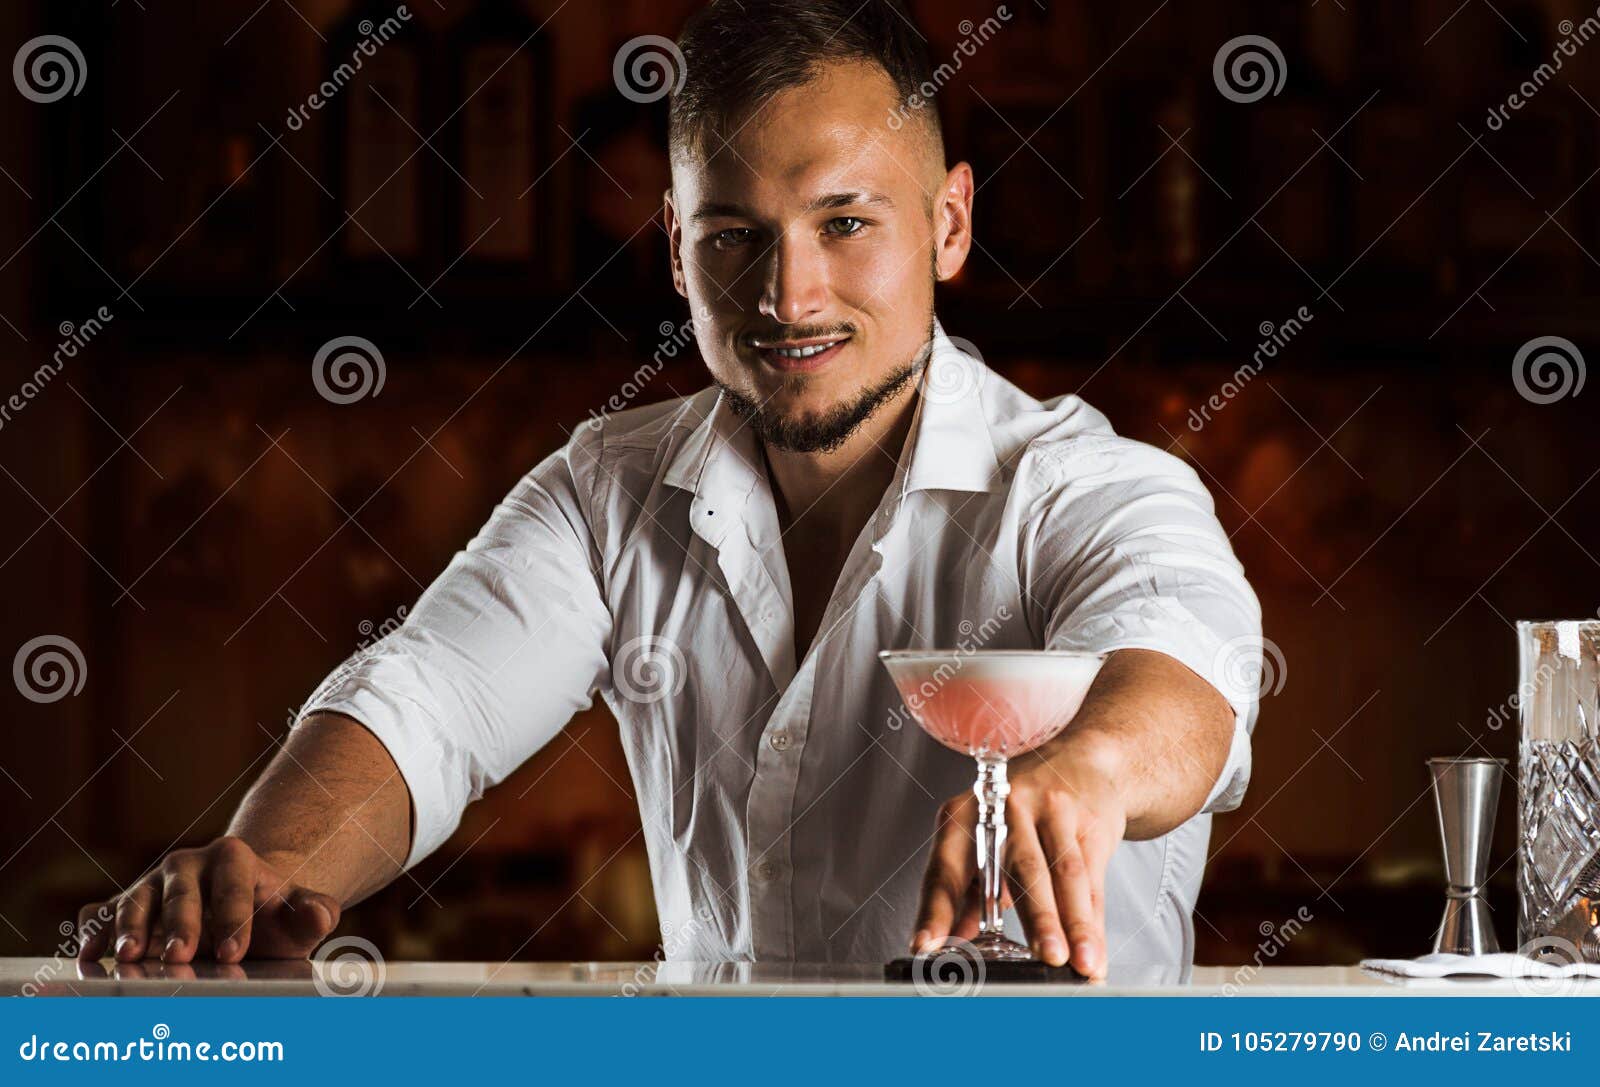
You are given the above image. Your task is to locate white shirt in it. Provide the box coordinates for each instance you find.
[298,319,1263,969]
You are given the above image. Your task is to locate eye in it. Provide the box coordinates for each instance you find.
[712,227,754,249]
[824,216,867,237]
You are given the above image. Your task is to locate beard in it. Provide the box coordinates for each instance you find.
[716,309,936,455]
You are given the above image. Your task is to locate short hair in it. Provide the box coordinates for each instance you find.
[669,0,944,170]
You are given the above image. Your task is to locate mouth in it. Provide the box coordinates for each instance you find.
[747,334,853,374]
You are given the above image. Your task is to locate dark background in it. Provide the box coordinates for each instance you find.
[2,0,1598,968]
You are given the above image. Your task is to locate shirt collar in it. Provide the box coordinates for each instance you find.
[660,390,764,545]
[661,317,1004,509]
[900,318,1004,496]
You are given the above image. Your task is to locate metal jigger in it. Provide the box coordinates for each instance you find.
[1429,757,1506,956]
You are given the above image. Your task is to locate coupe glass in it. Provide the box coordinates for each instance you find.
[879,648,1106,961]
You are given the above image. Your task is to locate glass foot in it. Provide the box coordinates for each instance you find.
[967,932,1034,962]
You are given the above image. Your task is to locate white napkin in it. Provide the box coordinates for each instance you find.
[1360,953,1600,979]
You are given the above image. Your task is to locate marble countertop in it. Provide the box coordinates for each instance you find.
[4,958,1586,997]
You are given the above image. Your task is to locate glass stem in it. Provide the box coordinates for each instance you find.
[973,756,1010,936]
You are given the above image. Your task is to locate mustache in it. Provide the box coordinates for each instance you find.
[738,323,856,346]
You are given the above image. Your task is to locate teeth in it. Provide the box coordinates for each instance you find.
[770,342,839,359]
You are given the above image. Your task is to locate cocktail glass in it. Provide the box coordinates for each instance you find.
[879,648,1106,961]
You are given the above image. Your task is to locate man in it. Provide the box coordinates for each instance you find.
[77,0,1261,979]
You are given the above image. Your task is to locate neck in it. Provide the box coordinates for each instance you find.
[763,382,920,541]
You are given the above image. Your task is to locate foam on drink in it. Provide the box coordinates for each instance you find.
[880,651,1104,757]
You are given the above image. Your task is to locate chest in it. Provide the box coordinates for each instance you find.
[781,533,855,664]
[603,488,1030,703]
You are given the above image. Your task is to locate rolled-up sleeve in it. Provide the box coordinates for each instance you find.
[296,425,613,867]
[1019,435,1264,814]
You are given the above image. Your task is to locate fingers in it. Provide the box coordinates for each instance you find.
[281,886,341,948]
[76,902,114,962]
[205,838,258,964]
[112,881,158,962]
[158,860,205,963]
[1003,820,1067,966]
[911,794,977,954]
[951,879,982,942]
[1041,802,1105,978]
[76,837,346,965]
[1078,824,1116,976]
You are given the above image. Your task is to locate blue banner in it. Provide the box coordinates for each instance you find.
[3,996,1596,1084]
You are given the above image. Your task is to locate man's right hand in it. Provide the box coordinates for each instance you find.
[75,836,342,964]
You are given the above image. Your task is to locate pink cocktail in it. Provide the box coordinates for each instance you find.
[880,649,1106,961]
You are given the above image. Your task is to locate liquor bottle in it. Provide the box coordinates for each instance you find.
[179,52,280,292]
[1234,0,1338,281]
[1347,1,1452,295]
[447,0,553,283]
[960,1,1087,302]
[1459,5,1577,298]
[1103,5,1203,293]
[327,0,435,270]
[1106,74,1204,292]
[568,85,670,305]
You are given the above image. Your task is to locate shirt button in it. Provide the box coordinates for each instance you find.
[755,861,777,882]
[769,731,791,751]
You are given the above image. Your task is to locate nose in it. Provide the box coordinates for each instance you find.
[757,235,828,326]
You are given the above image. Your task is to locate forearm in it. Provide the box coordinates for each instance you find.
[1032,647,1235,840]
[226,711,414,906]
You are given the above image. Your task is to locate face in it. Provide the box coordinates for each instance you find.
[665,60,973,453]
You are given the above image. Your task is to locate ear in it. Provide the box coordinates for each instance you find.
[932,162,974,283]
[664,187,688,300]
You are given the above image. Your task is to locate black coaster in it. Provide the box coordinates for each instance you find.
[884,956,1085,983]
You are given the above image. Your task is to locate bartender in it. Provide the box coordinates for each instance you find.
[77,0,1261,980]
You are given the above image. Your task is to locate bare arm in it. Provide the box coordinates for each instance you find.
[77,711,413,964]
[1031,648,1235,840]
[227,711,413,904]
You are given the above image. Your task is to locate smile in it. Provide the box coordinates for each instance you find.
[749,335,852,373]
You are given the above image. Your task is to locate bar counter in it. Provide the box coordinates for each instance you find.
[4,958,1589,997]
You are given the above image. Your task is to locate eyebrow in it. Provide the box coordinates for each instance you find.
[689,190,897,222]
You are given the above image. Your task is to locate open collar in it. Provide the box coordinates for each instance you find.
[899,319,1005,497]
[660,391,766,547]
